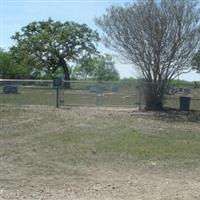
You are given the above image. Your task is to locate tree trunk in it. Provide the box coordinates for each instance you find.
[59,57,71,89]
[63,65,71,89]
[143,83,164,110]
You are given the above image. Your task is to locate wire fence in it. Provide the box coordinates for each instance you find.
[0,79,199,111]
[0,79,140,108]
[61,80,139,107]
[139,81,200,111]
[0,79,55,106]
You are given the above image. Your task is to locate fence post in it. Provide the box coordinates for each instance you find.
[96,81,102,108]
[53,77,62,108]
[56,88,59,108]
[100,81,103,107]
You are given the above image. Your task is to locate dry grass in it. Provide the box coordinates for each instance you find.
[0,105,200,199]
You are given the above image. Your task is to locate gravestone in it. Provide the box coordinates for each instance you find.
[180,96,191,111]
[183,88,191,94]
[90,85,101,93]
[179,88,183,92]
[3,85,18,94]
[112,85,119,92]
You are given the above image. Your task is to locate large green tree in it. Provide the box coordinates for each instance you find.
[96,0,200,110]
[72,54,120,81]
[11,18,100,88]
[0,49,31,79]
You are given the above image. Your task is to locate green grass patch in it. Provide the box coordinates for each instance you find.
[96,131,200,162]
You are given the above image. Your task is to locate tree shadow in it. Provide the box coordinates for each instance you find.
[154,108,200,123]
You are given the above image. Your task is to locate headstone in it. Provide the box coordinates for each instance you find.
[3,85,18,94]
[168,87,178,95]
[179,88,183,92]
[112,85,119,92]
[183,88,191,94]
[180,96,191,111]
[90,85,101,93]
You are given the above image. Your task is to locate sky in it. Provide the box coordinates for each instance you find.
[0,0,199,81]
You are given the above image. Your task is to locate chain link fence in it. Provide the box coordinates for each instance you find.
[0,79,55,106]
[0,79,199,111]
[61,80,140,107]
[0,79,140,108]
[139,81,200,111]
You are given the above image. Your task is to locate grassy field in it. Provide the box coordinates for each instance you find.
[1,105,200,199]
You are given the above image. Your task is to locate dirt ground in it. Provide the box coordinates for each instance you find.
[1,164,200,200]
[1,105,200,200]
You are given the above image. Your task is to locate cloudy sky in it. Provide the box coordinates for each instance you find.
[0,0,199,80]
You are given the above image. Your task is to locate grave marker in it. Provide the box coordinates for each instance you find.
[3,85,18,94]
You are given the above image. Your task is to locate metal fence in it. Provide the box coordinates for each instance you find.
[61,80,140,108]
[0,79,55,106]
[0,79,140,108]
[0,79,199,111]
[139,81,200,111]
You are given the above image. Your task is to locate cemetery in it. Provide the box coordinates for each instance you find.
[1,0,200,199]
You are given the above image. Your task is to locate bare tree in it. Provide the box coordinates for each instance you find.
[96,0,200,110]
[192,50,200,73]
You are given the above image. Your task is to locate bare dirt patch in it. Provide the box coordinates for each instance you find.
[1,105,200,200]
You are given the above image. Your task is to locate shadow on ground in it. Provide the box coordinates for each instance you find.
[131,109,200,122]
